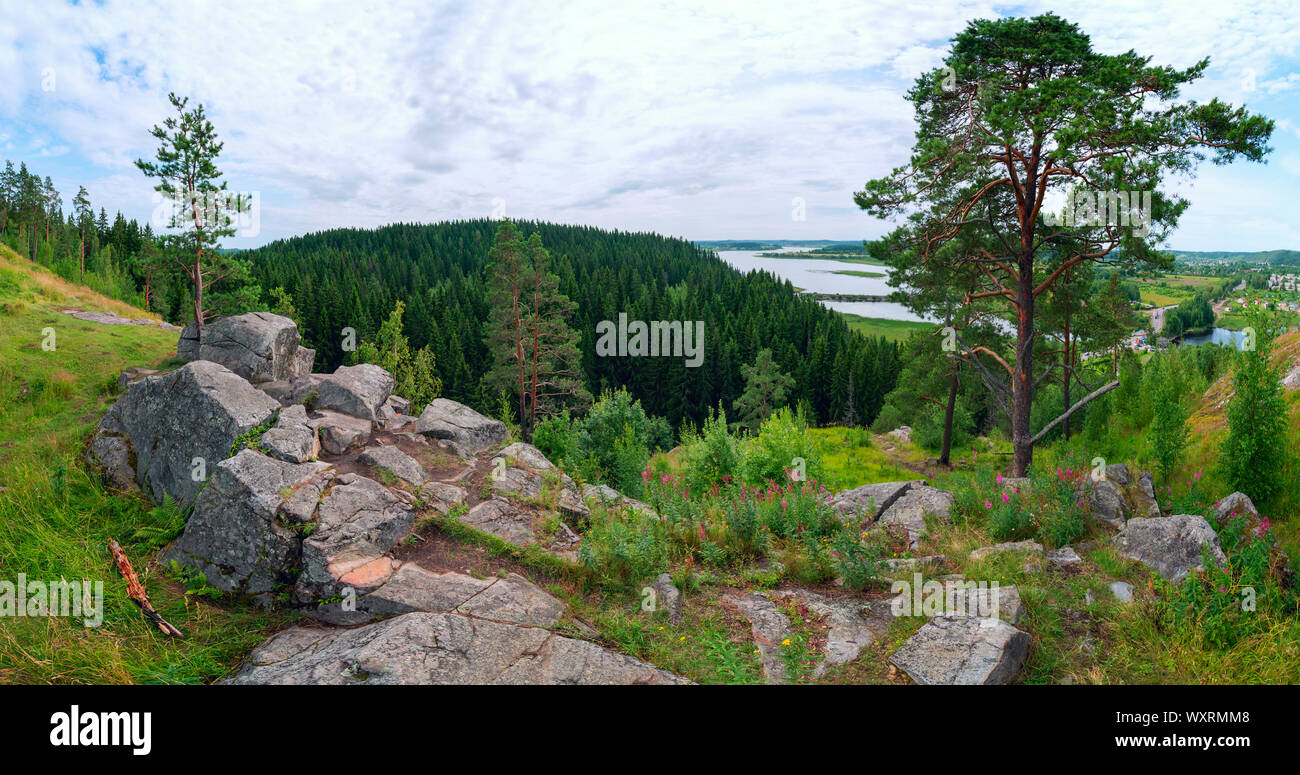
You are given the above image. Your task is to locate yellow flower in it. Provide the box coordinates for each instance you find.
[679,636,686,641]
[781,638,791,646]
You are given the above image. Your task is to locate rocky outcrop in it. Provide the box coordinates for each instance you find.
[826,480,923,522]
[1112,514,1228,581]
[177,312,313,384]
[1076,464,1160,528]
[314,364,395,421]
[87,361,281,506]
[220,612,688,685]
[415,398,507,456]
[307,410,372,455]
[890,615,1030,685]
[491,442,589,520]
[159,450,333,600]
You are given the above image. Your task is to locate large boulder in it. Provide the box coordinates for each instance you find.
[1213,492,1261,525]
[415,398,507,456]
[159,450,333,600]
[220,612,688,685]
[87,361,281,506]
[826,480,924,522]
[877,485,954,549]
[308,410,373,455]
[889,615,1030,685]
[314,364,395,421]
[177,312,311,384]
[1112,514,1228,581]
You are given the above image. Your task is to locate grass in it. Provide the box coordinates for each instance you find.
[838,312,935,342]
[0,245,295,684]
[825,269,886,279]
[758,251,890,266]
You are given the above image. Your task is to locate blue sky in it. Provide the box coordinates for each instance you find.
[1,0,1297,250]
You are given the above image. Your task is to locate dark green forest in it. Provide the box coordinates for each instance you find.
[240,220,903,430]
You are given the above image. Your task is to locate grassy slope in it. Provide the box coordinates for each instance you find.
[0,245,292,684]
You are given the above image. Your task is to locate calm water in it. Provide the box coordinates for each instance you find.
[716,248,933,322]
[1177,328,1246,348]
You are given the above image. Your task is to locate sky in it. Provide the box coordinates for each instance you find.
[2,0,1298,251]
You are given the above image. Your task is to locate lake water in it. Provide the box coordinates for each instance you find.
[1177,328,1246,348]
[716,248,933,322]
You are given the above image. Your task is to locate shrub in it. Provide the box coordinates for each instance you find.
[740,406,821,486]
[681,406,742,494]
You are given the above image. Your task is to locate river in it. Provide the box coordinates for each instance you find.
[715,247,931,323]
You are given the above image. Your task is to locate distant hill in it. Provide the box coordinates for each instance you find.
[1171,249,1300,267]
[695,240,865,251]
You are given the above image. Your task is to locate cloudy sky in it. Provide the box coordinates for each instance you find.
[2,0,1298,250]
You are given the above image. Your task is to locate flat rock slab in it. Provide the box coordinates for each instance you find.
[456,498,579,559]
[889,615,1030,685]
[724,591,794,684]
[415,398,507,456]
[1112,514,1228,581]
[221,612,687,685]
[63,308,178,329]
[359,444,426,487]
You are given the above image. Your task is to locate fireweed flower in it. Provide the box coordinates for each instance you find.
[1002,493,1010,504]
[984,500,992,509]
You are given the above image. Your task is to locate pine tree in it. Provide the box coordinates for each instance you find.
[733,348,794,430]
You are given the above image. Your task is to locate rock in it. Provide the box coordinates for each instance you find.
[293,346,315,378]
[1109,581,1134,603]
[314,364,395,421]
[415,398,507,456]
[1111,514,1228,581]
[887,426,912,443]
[455,572,565,627]
[159,450,332,599]
[1083,477,1129,529]
[826,480,924,522]
[1132,471,1161,518]
[491,442,589,520]
[1047,546,1082,568]
[359,445,425,487]
[725,592,794,684]
[455,499,537,547]
[877,485,954,549]
[116,366,163,391]
[347,565,564,628]
[946,584,1024,625]
[308,410,372,455]
[88,361,281,507]
[651,573,682,623]
[582,483,656,518]
[779,589,892,668]
[177,312,309,384]
[419,481,468,514]
[386,395,411,415]
[221,612,687,685]
[260,404,320,464]
[969,540,1045,562]
[1213,492,1260,525]
[86,433,137,492]
[296,473,414,601]
[889,615,1030,685]
[1105,463,1131,486]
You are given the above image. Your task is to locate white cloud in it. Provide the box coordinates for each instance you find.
[0,0,1296,248]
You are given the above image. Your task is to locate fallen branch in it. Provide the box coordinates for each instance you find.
[108,537,182,638]
[1029,380,1120,445]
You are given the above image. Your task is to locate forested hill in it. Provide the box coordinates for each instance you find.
[241,219,901,430]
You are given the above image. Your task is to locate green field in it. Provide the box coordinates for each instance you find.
[825,269,886,279]
[759,251,890,266]
[839,312,934,341]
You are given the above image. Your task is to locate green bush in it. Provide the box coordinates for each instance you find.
[681,406,743,494]
[740,406,822,486]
